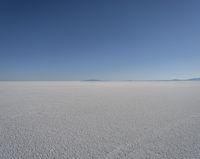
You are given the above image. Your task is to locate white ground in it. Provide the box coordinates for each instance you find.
[0,81,200,159]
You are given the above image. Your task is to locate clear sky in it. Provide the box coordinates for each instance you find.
[0,0,200,80]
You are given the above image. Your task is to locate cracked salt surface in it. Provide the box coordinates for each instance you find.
[0,81,200,159]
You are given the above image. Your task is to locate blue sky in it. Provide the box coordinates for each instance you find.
[0,0,200,80]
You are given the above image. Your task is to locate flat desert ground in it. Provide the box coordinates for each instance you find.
[0,81,200,159]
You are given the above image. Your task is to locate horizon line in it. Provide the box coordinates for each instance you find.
[0,78,200,82]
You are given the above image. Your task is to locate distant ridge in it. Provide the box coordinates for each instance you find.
[83,79,105,82]
[82,78,200,82]
[164,78,200,81]
[188,78,200,81]
[0,78,200,82]
[171,79,182,81]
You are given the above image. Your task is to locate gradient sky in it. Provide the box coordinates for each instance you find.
[0,0,200,80]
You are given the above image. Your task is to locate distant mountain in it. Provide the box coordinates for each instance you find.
[83,79,103,81]
[81,78,200,82]
[170,78,200,81]
[188,78,200,81]
[171,79,182,81]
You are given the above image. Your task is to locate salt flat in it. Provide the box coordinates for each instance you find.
[0,81,200,159]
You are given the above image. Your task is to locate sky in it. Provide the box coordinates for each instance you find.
[0,0,200,80]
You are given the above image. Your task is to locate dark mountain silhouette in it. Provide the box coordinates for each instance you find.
[188,78,200,81]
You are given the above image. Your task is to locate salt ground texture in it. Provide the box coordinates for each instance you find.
[0,81,200,159]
